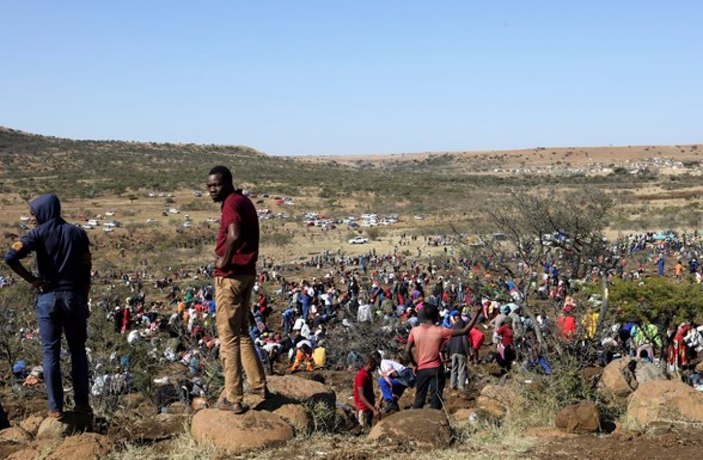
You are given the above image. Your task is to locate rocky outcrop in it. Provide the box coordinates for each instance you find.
[368,409,451,449]
[627,380,703,427]
[601,359,669,405]
[191,408,293,454]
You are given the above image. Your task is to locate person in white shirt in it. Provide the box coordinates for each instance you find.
[372,352,415,413]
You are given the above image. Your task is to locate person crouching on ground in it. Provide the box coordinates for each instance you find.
[290,340,315,372]
[371,351,415,413]
[354,354,379,427]
[405,303,480,409]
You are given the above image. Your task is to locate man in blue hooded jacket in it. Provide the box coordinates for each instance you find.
[4,194,92,419]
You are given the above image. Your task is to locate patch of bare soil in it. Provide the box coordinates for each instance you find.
[536,425,703,460]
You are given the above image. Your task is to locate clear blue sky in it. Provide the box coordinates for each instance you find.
[1,1,701,155]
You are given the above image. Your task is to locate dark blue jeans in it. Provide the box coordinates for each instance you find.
[36,290,89,413]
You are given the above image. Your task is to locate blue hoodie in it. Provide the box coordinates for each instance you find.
[4,194,91,291]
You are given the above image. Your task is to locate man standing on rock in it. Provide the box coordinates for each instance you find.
[4,193,92,419]
[207,166,267,414]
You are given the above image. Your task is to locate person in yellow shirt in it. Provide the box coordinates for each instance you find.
[582,309,599,339]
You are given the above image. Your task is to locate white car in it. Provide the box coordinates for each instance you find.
[146,218,158,224]
[348,237,369,244]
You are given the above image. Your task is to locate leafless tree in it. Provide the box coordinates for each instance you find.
[455,187,613,346]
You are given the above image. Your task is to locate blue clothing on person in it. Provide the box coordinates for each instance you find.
[4,194,91,291]
[4,194,92,414]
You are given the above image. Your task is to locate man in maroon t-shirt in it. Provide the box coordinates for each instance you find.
[207,165,267,414]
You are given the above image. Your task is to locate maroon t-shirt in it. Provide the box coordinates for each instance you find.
[214,190,259,277]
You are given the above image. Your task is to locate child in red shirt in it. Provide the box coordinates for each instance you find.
[353,354,379,427]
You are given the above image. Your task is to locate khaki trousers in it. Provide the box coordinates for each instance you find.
[215,275,266,404]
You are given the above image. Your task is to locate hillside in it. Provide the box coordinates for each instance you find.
[1,127,702,231]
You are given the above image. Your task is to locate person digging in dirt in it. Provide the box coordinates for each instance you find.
[371,351,415,413]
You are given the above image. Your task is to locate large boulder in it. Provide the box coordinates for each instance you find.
[476,385,526,419]
[627,380,703,427]
[191,408,293,454]
[555,401,600,434]
[265,375,336,410]
[368,409,451,449]
[601,358,638,402]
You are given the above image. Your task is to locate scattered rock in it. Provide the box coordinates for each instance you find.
[46,433,112,460]
[601,358,638,402]
[368,408,451,449]
[476,385,526,419]
[274,404,311,434]
[191,408,293,454]
[19,414,44,436]
[627,380,703,427]
[36,412,92,440]
[0,427,32,443]
[555,401,601,434]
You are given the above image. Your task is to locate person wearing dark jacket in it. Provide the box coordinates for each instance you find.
[447,311,469,391]
[4,194,92,419]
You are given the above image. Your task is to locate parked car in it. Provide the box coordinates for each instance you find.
[348,237,369,244]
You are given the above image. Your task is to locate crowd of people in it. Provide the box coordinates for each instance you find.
[3,173,703,427]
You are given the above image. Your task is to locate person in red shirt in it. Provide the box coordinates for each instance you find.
[405,303,480,409]
[468,326,485,365]
[353,354,379,427]
[495,323,515,372]
[207,166,267,414]
[556,304,577,341]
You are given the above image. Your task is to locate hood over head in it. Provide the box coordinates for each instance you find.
[30,194,61,224]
